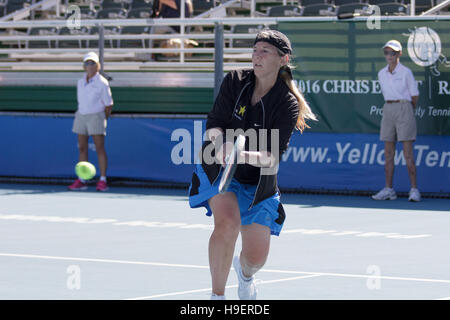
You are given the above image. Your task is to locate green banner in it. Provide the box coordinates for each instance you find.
[280,20,450,135]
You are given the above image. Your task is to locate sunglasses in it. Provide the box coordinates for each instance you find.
[383,50,398,57]
[84,60,97,66]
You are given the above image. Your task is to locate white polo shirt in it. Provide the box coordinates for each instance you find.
[77,73,113,115]
[378,62,419,102]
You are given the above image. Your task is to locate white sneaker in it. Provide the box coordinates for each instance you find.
[372,187,397,200]
[408,188,421,202]
[233,256,257,300]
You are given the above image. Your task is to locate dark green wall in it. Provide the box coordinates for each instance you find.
[0,86,214,114]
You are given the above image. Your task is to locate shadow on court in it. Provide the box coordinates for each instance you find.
[280,192,450,212]
[1,183,449,212]
[0,182,189,198]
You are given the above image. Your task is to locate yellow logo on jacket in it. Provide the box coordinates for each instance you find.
[238,105,246,117]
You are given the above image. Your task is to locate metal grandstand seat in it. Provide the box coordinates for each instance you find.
[378,2,407,15]
[333,0,362,6]
[131,0,153,9]
[127,7,152,18]
[403,0,434,14]
[0,0,7,17]
[366,0,399,4]
[119,25,151,48]
[402,0,433,5]
[337,2,369,14]
[302,3,337,15]
[193,0,215,16]
[267,5,303,16]
[5,0,31,15]
[87,26,121,48]
[96,7,128,18]
[27,27,58,48]
[413,6,432,14]
[101,0,126,9]
[299,0,329,6]
[64,7,97,20]
[230,24,266,48]
[56,26,90,49]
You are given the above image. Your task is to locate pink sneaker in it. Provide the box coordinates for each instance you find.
[96,180,108,192]
[68,179,88,191]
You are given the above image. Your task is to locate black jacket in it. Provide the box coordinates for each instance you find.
[201,68,299,209]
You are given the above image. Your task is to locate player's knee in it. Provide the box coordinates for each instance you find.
[213,214,240,238]
[210,197,240,235]
[241,255,265,277]
[94,142,105,153]
[403,151,414,163]
[214,219,240,238]
[405,158,416,171]
[96,147,106,156]
[78,144,88,154]
[384,150,395,162]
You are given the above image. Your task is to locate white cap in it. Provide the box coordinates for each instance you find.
[383,40,402,52]
[83,51,99,63]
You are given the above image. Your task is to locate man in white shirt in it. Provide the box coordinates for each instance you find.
[372,40,421,202]
[69,52,113,192]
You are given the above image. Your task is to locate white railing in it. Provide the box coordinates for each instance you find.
[0,0,61,22]
[421,0,450,15]
[0,15,449,71]
[0,17,278,71]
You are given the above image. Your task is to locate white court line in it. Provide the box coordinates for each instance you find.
[2,252,450,285]
[126,275,321,300]
[0,253,209,270]
[262,268,450,285]
[126,285,237,300]
[259,274,321,285]
[0,214,432,239]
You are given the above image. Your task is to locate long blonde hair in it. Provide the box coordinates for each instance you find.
[279,63,317,132]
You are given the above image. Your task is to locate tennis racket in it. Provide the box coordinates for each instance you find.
[218,135,246,194]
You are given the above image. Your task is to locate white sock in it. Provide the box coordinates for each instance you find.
[239,258,258,280]
[100,176,107,182]
[240,268,253,281]
[210,293,226,300]
[79,178,86,183]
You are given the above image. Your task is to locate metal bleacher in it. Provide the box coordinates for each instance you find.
[266,4,302,16]
[0,0,446,18]
[0,0,448,71]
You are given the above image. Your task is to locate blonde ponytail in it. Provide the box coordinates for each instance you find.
[279,65,317,133]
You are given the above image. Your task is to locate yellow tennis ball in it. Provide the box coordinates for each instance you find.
[75,161,96,180]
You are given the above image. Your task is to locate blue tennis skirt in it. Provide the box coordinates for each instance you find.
[188,164,285,236]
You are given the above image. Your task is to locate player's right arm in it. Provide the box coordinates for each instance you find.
[205,72,237,164]
[206,72,236,133]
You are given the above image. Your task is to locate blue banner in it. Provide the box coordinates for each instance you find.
[0,115,448,193]
[278,132,450,193]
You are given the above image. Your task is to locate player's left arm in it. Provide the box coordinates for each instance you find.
[104,105,113,119]
[411,96,418,108]
[407,69,419,109]
[102,84,114,119]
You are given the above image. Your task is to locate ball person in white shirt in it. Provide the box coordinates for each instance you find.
[372,40,421,202]
[69,52,113,192]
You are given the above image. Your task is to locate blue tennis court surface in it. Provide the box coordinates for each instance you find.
[0,183,449,300]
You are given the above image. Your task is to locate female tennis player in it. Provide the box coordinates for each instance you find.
[188,29,316,300]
